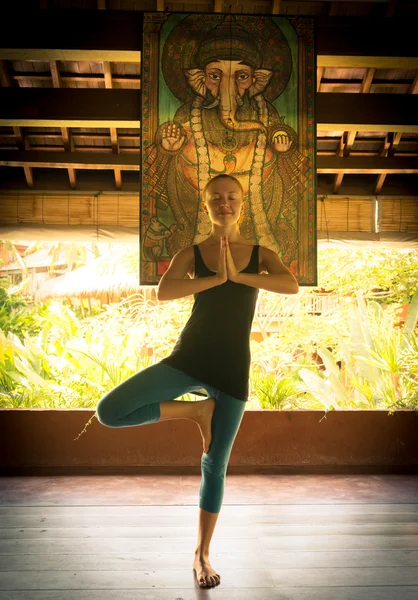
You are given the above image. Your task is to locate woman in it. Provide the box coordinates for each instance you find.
[96,173,299,588]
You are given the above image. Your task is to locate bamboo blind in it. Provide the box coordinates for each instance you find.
[381,198,418,232]
[0,193,417,235]
[0,194,139,227]
[317,197,373,232]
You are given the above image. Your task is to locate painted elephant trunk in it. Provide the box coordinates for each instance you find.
[218,84,266,133]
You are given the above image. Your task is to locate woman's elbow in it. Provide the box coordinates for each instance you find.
[156,283,167,301]
[288,276,299,294]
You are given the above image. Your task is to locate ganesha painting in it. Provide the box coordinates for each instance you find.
[141,13,315,284]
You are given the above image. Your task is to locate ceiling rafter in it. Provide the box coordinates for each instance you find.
[0,150,140,170]
[1,152,416,175]
[360,68,376,94]
[409,71,418,94]
[0,10,417,197]
[317,67,324,92]
[1,12,417,69]
[317,156,418,174]
[10,72,140,85]
[0,59,33,188]
[103,60,121,190]
[374,132,404,194]
[333,130,357,193]
[50,59,76,190]
[1,90,417,131]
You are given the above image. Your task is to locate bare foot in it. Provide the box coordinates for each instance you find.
[195,397,216,454]
[193,556,221,588]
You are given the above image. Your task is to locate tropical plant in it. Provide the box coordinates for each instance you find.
[297,290,418,412]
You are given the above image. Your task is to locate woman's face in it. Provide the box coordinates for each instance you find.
[204,178,243,225]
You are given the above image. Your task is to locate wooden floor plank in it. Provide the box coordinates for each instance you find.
[2,510,418,527]
[2,550,418,570]
[1,474,417,506]
[0,589,417,600]
[0,475,417,597]
[1,503,418,516]
[1,523,418,539]
[1,567,418,589]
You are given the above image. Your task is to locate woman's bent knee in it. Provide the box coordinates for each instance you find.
[95,392,120,427]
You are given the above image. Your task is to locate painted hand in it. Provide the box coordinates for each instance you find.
[224,236,240,282]
[161,122,186,152]
[273,131,293,153]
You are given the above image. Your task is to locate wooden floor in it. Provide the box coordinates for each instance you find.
[0,473,417,599]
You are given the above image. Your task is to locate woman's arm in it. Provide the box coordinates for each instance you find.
[234,246,299,294]
[157,247,222,301]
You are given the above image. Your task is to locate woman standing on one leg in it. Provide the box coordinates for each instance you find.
[96,173,299,588]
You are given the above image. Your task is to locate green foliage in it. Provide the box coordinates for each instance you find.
[296,291,418,413]
[0,298,196,410]
[0,278,44,339]
[251,367,313,410]
[0,245,417,414]
[316,247,418,304]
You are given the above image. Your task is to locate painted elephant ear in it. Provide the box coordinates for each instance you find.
[184,69,206,98]
[248,69,274,98]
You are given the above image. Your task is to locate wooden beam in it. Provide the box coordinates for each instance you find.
[333,130,356,192]
[1,12,417,69]
[373,130,403,193]
[11,73,140,85]
[343,131,356,157]
[271,0,281,14]
[68,168,76,190]
[317,156,418,174]
[0,132,140,141]
[317,67,324,93]
[0,48,140,63]
[12,126,33,188]
[360,68,375,93]
[0,88,140,127]
[374,174,386,194]
[409,71,418,94]
[1,89,417,132]
[0,145,141,153]
[114,168,122,190]
[49,60,76,189]
[317,93,418,132]
[333,172,344,193]
[49,60,62,89]
[102,61,121,185]
[23,166,34,188]
[388,132,403,157]
[320,81,410,92]
[0,151,140,170]
[214,0,223,11]
[0,9,142,62]
[110,128,119,153]
[336,135,344,158]
[1,174,416,197]
[0,60,12,87]
[1,152,416,175]
[316,17,418,69]
[103,62,113,89]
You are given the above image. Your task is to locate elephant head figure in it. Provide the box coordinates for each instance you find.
[184,15,273,133]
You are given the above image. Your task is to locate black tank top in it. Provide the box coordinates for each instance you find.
[160,243,260,401]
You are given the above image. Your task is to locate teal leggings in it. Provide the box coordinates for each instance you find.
[95,362,246,513]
